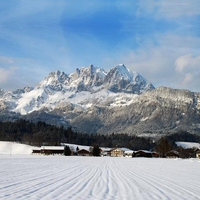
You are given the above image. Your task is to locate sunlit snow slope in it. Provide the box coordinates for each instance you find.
[0,141,34,155]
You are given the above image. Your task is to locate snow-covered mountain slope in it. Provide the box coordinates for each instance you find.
[68,87,200,135]
[0,87,33,111]
[1,64,154,115]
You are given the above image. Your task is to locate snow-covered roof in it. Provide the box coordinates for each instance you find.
[32,147,41,150]
[61,143,90,151]
[121,148,133,153]
[101,147,111,151]
[41,146,64,150]
[175,142,200,149]
[103,147,133,153]
[134,150,152,153]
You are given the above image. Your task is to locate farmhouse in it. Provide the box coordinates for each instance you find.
[110,148,124,157]
[108,147,133,157]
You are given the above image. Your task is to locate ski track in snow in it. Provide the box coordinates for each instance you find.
[0,156,200,200]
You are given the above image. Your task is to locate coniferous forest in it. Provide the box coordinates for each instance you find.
[0,120,200,151]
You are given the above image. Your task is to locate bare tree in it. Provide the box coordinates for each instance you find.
[156,137,171,158]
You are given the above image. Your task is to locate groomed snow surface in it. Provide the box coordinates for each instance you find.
[0,155,200,200]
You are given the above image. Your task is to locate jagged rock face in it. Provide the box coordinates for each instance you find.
[34,65,106,93]
[69,64,107,92]
[36,64,153,94]
[36,70,69,92]
[0,64,153,115]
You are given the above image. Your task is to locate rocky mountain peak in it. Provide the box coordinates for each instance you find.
[68,64,107,92]
[108,64,133,80]
[104,64,154,94]
[36,70,69,91]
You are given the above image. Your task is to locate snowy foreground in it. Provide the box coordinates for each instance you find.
[1,156,200,200]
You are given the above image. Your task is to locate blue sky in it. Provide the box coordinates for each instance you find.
[0,0,200,92]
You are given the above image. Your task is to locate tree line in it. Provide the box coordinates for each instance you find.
[0,119,154,150]
[0,119,200,157]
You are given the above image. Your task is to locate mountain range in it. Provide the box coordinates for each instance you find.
[0,64,200,136]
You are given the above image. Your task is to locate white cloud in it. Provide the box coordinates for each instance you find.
[174,54,200,91]
[0,56,17,81]
[182,73,193,85]
[119,46,176,87]
[0,56,14,64]
[175,55,192,73]
[118,34,200,92]
[137,0,200,19]
[175,54,200,73]
[0,56,49,90]
[0,67,16,84]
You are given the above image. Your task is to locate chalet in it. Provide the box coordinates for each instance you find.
[166,150,179,158]
[133,150,153,158]
[195,149,200,158]
[101,147,133,157]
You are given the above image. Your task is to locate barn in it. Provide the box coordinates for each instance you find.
[40,146,64,155]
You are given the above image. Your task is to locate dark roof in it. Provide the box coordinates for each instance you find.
[166,150,179,156]
[78,149,90,154]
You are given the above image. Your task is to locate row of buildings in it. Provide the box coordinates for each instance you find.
[32,146,135,157]
[32,145,200,158]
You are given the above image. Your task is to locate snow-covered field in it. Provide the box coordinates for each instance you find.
[1,155,200,200]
